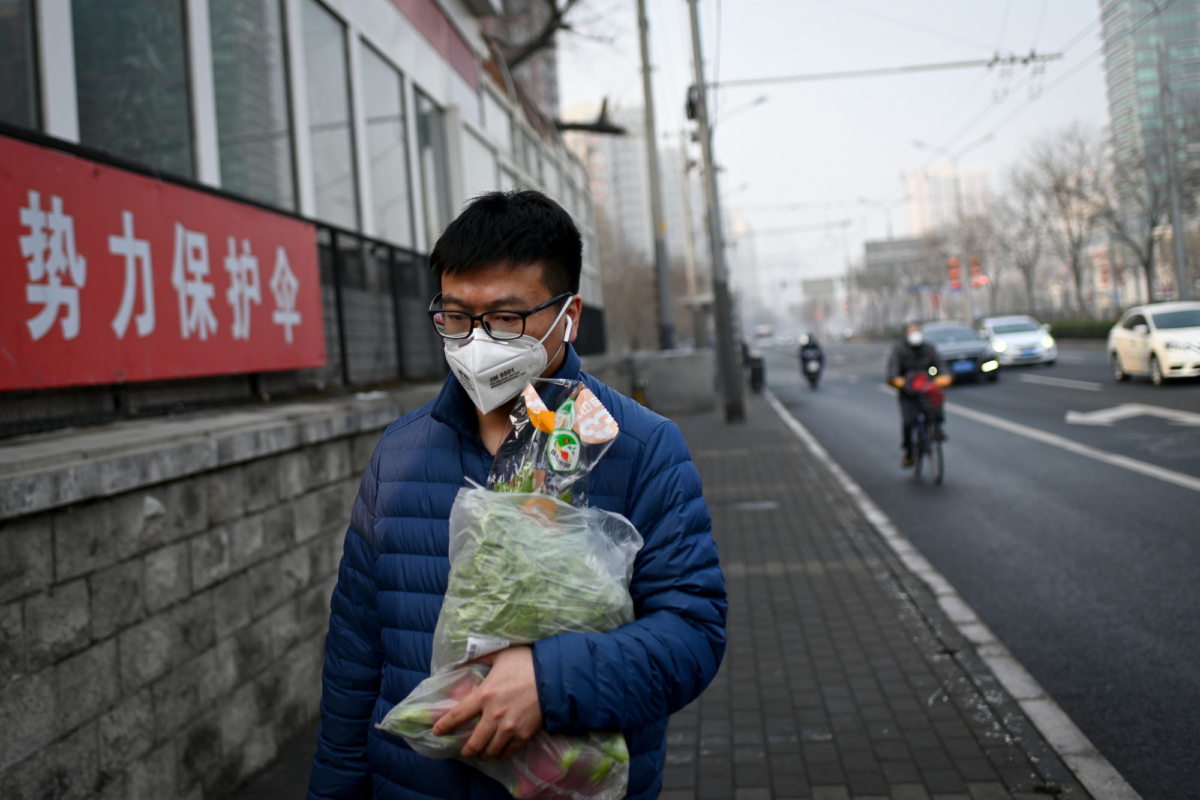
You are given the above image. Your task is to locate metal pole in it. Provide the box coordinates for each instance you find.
[950,156,976,322]
[1159,39,1191,300]
[687,0,744,421]
[330,229,351,387]
[637,0,676,349]
[679,132,698,298]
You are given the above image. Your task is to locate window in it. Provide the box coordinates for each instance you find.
[463,131,498,200]
[210,0,296,209]
[73,0,194,177]
[303,0,359,228]
[482,91,513,155]
[361,44,414,246]
[0,0,38,128]
[416,90,451,244]
[1123,314,1147,330]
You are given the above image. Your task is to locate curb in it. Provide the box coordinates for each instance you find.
[763,389,1141,800]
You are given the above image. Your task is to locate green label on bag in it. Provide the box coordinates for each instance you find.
[555,397,577,431]
[546,428,581,472]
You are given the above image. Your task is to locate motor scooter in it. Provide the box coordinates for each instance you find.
[800,349,823,389]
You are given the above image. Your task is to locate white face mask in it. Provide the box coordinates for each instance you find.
[907,330,924,347]
[444,297,574,414]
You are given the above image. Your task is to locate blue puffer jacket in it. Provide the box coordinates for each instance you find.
[307,346,727,800]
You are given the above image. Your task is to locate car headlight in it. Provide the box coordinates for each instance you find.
[981,360,999,372]
[1165,341,1191,351]
[1041,335,1055,349]
[992,340,1008,352]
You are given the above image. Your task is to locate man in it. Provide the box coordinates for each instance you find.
[887,322,950,468]
[307,191,727,799]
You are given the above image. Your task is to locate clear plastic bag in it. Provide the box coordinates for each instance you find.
[377,380,639,800]
[378,664,631,799]
[431,489,641,672]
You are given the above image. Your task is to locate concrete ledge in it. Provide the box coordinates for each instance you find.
[0,385,442,521]
[582,348,717,415]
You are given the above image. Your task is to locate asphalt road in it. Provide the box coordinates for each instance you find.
[765,340,1200,800]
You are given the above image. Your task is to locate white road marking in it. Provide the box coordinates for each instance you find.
[1065,402,1200,427]
[946,402,1200,493]
[1020,374,1103,391]
[763,390,1142,800]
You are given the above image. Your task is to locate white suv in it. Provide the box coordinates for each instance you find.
[979,315,1057,366]
[1108,301,1200,385]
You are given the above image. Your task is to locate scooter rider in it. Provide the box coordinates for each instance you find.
[799,332,825,385]
[888,323,951,468]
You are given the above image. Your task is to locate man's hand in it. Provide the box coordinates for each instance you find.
[934,375,952,387]
[889,377,905,388]
[433,645,543,760]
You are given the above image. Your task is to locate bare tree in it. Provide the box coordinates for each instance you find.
[1029,123,1106,314]
[990,166,1050,313]
[1096,140,1168,303]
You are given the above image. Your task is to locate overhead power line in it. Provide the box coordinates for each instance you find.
[715,52,1063,89]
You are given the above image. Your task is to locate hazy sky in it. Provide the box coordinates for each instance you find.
[558,0,1112,279]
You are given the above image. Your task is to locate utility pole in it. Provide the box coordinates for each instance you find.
[637,0,675,348]
[1159,38,1191,301]
[679,132,698,298]
[687,0,744,421]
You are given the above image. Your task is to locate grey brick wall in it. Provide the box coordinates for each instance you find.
[0,392,434,800]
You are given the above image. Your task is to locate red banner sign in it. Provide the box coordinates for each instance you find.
[1,134,326,391]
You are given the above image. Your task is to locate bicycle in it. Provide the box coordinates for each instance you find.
[911,405,945,485]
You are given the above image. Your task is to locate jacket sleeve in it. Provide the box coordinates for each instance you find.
[887,345,903,380]
[307,445,386,800]
[531,420,727,733]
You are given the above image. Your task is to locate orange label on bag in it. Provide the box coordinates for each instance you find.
[522,383,557,433]
[572,388,618,444]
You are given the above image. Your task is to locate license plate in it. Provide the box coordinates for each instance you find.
[805,361,820,372]
[951,360,975,373]
[1021,348,1037,356]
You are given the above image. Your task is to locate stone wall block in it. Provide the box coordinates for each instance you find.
[55,639,118,732]
[125,743,177,800]
[0,515,52,603]
[90,560,145,639]
[297,579,334,639]
[98,688,154,773]
[151,651,204,735]
[207,466,249,526]
[244,458,278,513]
[308,528,342,580]
[229,514,269,573]
[293,483,348,543]
[0,600,25,685]
[231,615,276,679]
[213,572,253,638]
[0,671,58,771]
[163,479,208,543]
[266,600,303,660]
[26,578,90,670]
[218,681,258,755]
[308,440,352,487]
[277,451,311,500]
[144,542,190,613]
[351,431,379,474]
[190,526,233,591]
[0,720,99,800]
[54,504,117,582]
[118,614,175,693]
[173,592,216,663]
[203,638,239,705]
[260,503,295,557]
[111,492,168,560]
[100,440,218,498]
[239,723,279,783]
[247,550,306,620]
[176,711,223,796]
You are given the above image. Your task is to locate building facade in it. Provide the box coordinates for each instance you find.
[905,163,989,237]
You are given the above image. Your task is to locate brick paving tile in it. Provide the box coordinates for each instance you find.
[661,402,1092,800]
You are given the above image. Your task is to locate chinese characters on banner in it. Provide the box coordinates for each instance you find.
[1,134,326,391]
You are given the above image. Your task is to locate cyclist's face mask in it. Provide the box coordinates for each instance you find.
[906,330,924,347]
[444,298,574,414]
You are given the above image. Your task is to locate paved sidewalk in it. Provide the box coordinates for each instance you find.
[660,398,1090,800]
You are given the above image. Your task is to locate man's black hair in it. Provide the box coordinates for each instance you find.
[429,190,582,296]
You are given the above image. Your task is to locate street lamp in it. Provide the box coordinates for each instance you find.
[912,135,992,322]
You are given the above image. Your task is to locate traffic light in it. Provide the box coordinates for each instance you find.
[947,257,962,291]
[968,255,986,288]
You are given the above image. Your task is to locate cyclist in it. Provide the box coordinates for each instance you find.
[888,322,951,468]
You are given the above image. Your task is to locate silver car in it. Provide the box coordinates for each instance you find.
[979,315,1057,366]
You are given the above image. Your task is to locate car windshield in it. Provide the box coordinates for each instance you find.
[992,321,1040,334]
[923,326,979,344]
[1151,309,1200,329]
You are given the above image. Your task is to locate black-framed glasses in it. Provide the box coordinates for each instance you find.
[428,292,573,341]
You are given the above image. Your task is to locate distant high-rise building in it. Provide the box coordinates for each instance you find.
[905,163,989,236]
[1101,0,1200,190]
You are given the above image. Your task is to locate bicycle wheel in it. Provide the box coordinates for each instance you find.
[934,438,945,484]
[913,421,926,477]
